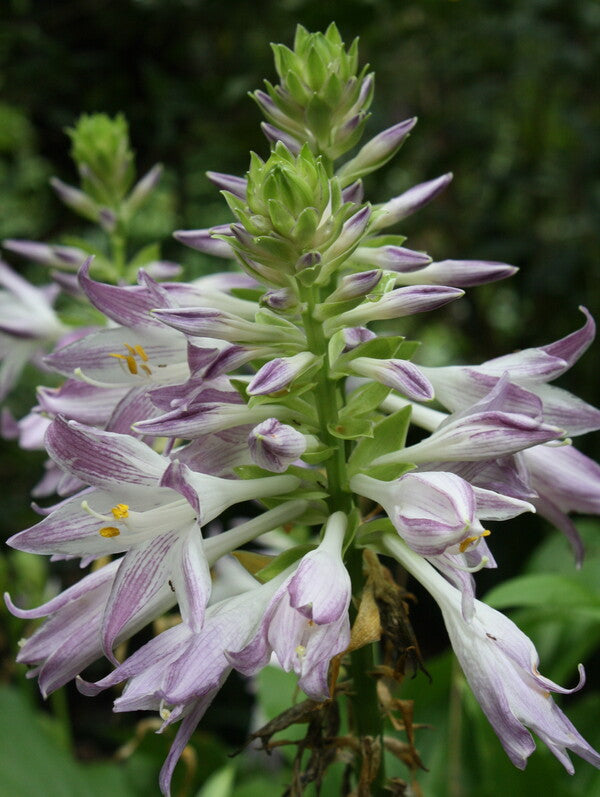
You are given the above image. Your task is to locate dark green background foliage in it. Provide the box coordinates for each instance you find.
[1,1,599,795]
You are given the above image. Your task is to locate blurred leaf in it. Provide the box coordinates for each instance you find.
[195,764,235,797]
[0,685,134,797]
[484,573,600,616]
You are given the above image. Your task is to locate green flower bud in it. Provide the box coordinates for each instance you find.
[67,113,135,206]
[219,143,369,287]
[252,24,374,161]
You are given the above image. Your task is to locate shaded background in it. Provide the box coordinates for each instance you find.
[1,1,599,795]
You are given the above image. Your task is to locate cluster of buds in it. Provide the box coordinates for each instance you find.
[254,23,373,159]
[4,113,171,285]
[217,142,371,287]
[2,24,600,797]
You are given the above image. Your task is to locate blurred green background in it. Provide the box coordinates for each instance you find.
[1,1,599,795]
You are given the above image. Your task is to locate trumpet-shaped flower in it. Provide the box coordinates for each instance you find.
[352,471,533,557]
[228,511,351,699]
[383,535,600,774]
[420,308,600,435]
[8,417,298,657]
[0,260,68,399]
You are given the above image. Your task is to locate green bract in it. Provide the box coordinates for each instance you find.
[220,142,368,287]
[67,113,135,205]
[254,23,374,160]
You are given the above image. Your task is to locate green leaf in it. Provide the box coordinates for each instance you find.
[301,446,335,464]
[333,335,406,369]
[234,464,273,480]
[247,381,318,410]
[0,685,138,797]
[254,308,301,332]
[255,543,316,582]
[349,405,412,475]
[195,765,235,797]
[230,287,264,303]
[362,462,415,482]
[128,242,160,268]
[328,416,374,440]
[327,330,347,365]
[359,234,408,248]
[343,381,391,416]
[228,378,249,402]
[484,574,600,615]
[305,94,332,143]
[292,206,319,243]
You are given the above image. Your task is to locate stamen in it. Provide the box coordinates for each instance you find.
[81,499,112,522]
[459,529,491,554]
[109,344,154,377]
[111,503,130,519]
[295,644,307,659]
[134,344,149,361]
[108,351,138,374]
[451,555,490,573]
[99,526,120,538]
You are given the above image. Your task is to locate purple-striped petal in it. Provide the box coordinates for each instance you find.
[371,173,453,230]
[78,259,163,327]
[101,532,180,661]
[351,357,435,401]
[352,245,432,273]
[327,285,464,332]
[260,122,302,154]
[247,352,315,395]
[248,418,307,472]
[206,171,248,199]
[45,416,167,489]
[394,259,518,287]
[173,225,234,258]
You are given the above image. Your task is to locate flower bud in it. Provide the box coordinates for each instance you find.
[67,112,135,204]
[248,418,307,472]
[336,118,417,186]
[370,173,453,231]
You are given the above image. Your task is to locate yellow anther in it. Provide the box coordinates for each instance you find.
[459,536,477,553]
[134,344,149,361]
[111,503,129,519]
[459,529,491,554]
[295,645,307,659]
[99,526,121,538]
[109,344,152,376]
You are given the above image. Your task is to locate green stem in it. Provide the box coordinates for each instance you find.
[299,282,385,793]
[110,230,126,277]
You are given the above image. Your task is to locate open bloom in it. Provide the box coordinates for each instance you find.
[420,308,600,436]
[7,501,305,697]
[8,417,298,658]
[228,511,351,699]
[384,534,600,773]
[5,558,175,697]
[352,471,533,557]
[0,260,68,400]
[78,572,293,797]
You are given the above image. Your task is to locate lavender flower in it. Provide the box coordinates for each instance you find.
[228,512,351,700]
[383,534,600,773]
[5,25,600,796]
